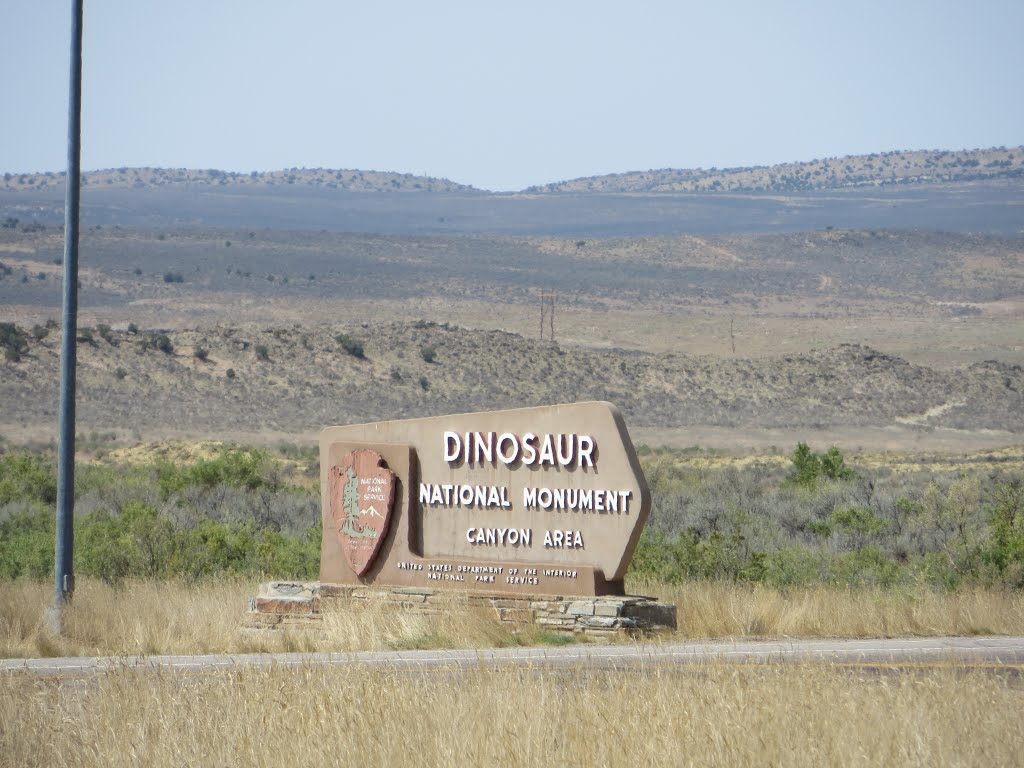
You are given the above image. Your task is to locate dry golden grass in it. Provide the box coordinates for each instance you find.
[0,579,557,659]
[2,662,1021,767]
[4,579,1024,660]
[641,581,1024,639]
[1,579,265,659]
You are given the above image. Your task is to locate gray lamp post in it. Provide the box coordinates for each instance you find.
[47,0,84,633]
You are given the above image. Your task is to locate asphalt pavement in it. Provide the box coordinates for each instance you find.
[4,636,1024,678]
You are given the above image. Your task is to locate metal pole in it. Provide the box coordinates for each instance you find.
[539,293,545,340]
[53,0,84,619]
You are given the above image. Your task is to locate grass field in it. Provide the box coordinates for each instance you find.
[4,579,1024,659]
[2,661,1021,767]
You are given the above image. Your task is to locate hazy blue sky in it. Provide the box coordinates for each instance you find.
[2,1,1021,191]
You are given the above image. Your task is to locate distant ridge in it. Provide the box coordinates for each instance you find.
[524,146,1024,195]
[2,146,1023,196]
[0,167,484,195]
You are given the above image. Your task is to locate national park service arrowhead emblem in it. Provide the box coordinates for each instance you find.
[328,449,396,576]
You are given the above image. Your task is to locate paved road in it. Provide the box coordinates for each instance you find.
[4,636,1024,678]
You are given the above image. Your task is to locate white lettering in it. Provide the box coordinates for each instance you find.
[538,487,552,509]
[521,487,631,514]
[472,431,493,464]
[443,431,461,462]
[553,487,565,509]
[497,433,519,464]
[556,433,573,466]
[443,431,598,469]
[538,434,555,465]
[466,527,532,547]
[543,529,585,549]
[522,433,538,465]
[523,486,537,507]
[421,483,514,509]
[578,435,595,467]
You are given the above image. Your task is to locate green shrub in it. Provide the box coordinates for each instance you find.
[787,442,820,488]
[982,479,1024,586]
[787,443,854,489]
[334,334,365,359]
[0,451,57,505]
[137,332,173,354]
[155,448,280,500]
[828,546,900,587]
[0,322,28,361]
[631,444,1024,589]
[254,344,269,361]
[821,446,855,481]
[0,506,55,580]
[829,505,886,540]
[742,547,824,588]
[155,334,173,353]
[419,345,436,363]
[78,501,176,582]
[0,445,320,583]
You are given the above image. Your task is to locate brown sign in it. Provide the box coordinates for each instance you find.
[327,449,396,576]
[319,401,650,596]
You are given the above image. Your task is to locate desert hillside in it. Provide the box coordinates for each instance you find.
[2,322,1021,448]
[1,150,1022,450]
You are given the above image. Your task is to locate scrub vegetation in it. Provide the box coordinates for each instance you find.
[1,321,1022,447]
[0,444,320,585]
[1,441,1023,659]
[634,443,1024,590]
[3,441,1022,590]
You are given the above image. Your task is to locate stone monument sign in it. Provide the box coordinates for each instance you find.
[319,401,650,596]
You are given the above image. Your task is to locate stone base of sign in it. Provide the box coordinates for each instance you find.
[245,581,677,636]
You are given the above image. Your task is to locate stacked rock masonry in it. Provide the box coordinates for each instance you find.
[246,582,677,636]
